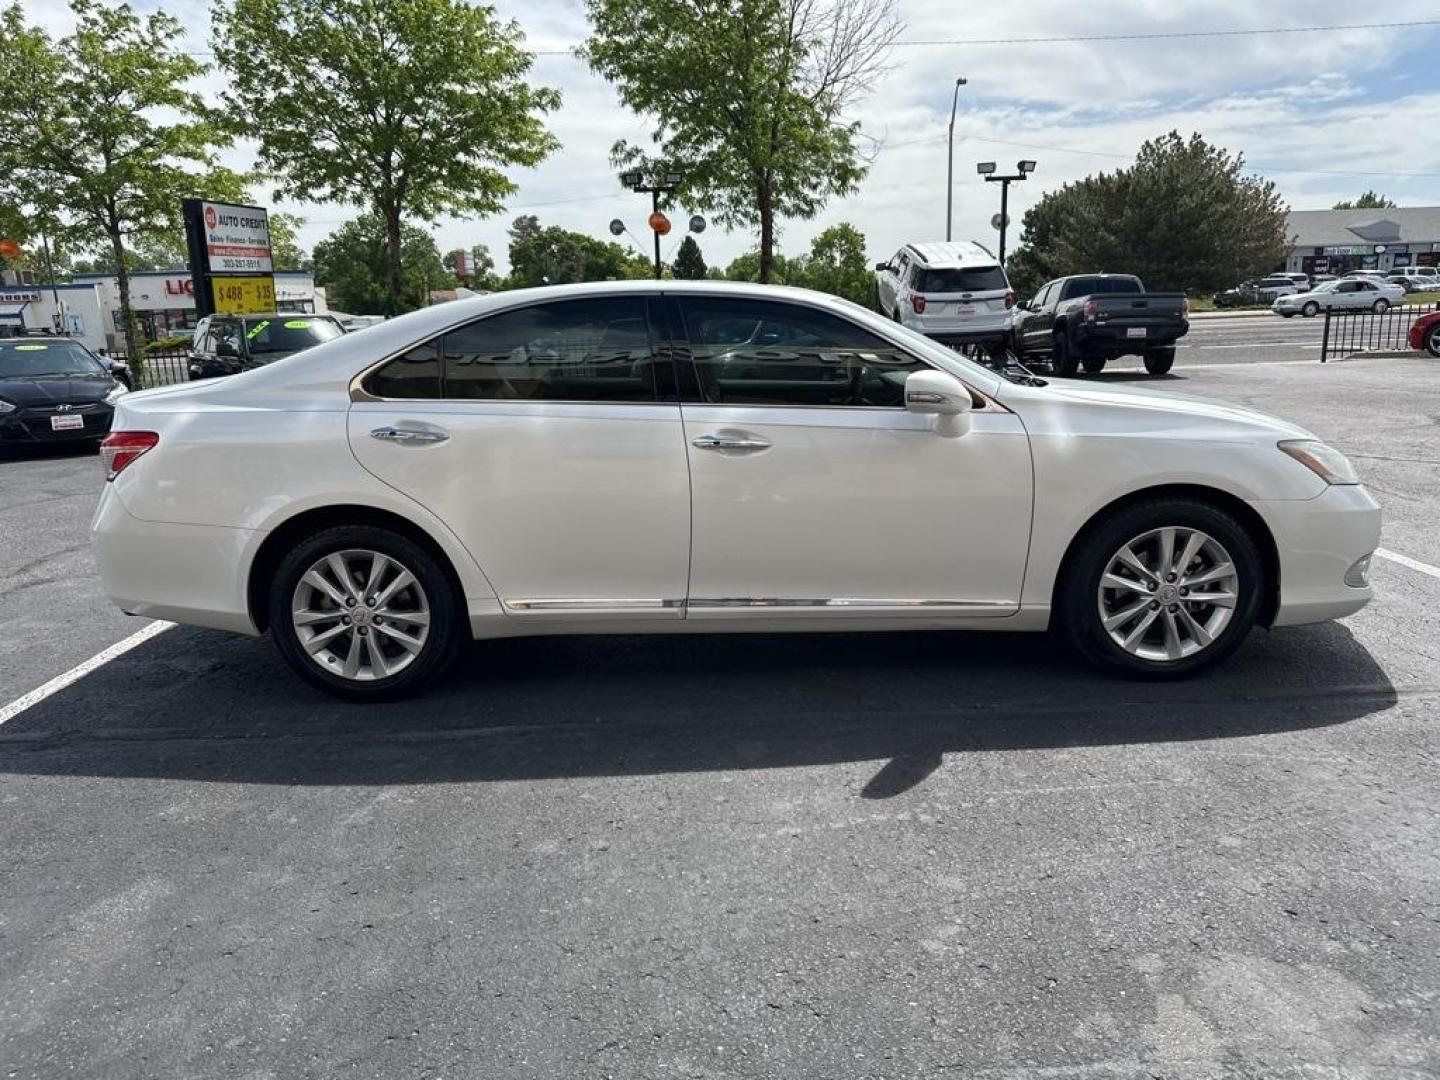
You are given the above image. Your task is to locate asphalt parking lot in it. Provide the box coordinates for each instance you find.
[3,351,1439,1077]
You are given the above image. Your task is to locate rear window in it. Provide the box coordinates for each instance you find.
[909,265,1007,293]
[1062,276,1142,299]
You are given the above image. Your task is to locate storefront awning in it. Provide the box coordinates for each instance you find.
[0,302,28,323]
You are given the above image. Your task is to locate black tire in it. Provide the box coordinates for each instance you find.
[1426,322,1440,358]
[1143,347,1175,375]
[1302,301,1320,318]
[1371,298,1389,314]
[1051,332,1079,376]
[268,524,463,700]
[1058,498,1265,679]
[1279,312,1295,319]
[1081,355,1107,375]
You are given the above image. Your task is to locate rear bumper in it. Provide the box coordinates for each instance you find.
[91,484,262,635]
[1250,484,1381,627]
[900,310,1012,343]
[1073,322,1188,350]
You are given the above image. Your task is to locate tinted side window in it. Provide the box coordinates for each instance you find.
[679,297,930,407]
[442,297,656,402]
[915,266,1007,293]
[368,340,441,398]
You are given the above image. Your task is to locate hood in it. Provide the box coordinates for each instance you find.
[1028,379,1317,440]
[0,372,116,407]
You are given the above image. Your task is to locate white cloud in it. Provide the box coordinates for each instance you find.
[18,0,1440,273]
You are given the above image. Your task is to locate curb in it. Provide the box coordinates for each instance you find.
[1332,350,1422,361]
[1189,309,1277,320]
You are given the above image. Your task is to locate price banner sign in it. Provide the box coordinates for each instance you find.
[212,276,277,314]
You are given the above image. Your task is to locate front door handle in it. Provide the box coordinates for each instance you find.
[371,425,449,445]
[692,433,771,452]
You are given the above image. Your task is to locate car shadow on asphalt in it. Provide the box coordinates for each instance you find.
[0,618,1397,798]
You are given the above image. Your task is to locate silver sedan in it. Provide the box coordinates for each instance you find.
[1273,278,1406,318]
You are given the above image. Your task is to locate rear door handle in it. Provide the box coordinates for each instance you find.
[371,425,449,445]
[692,433,771,452]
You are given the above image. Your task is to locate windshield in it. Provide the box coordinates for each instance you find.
[241,316,344,356]
[912,266,1008,293]
[0,340,106,378]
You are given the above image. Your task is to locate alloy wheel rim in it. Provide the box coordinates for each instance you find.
[1096,526,1239,662]
[291,548,431,681]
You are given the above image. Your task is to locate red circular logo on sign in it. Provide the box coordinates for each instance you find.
[204,205,218,229]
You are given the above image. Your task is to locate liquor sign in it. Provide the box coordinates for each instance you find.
[182,198,276,318]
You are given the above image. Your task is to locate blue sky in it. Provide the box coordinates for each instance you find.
[20,0,1440,272]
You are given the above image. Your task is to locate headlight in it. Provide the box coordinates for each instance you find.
[103,385,128,405]
[1278,439,1360,485]
[0,398,15,415]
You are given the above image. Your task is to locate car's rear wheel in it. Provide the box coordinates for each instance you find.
[1058,498,1264,678]
[268,525,462,699]
[1302,301,1320,317]
[1426,322,1440,358]
[1082,355,1106,374]
[1143,346,1175,375]
[1371,298,1389,314]
[1051,332,1079,376]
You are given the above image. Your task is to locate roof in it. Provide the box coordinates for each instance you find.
[902,241,998,268]
[1286,206,1440,248]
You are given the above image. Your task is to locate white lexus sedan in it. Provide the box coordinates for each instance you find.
[92,281,1379,699]
[1271,277,1405,317]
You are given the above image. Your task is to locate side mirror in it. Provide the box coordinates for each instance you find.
[1015,299,1030,310]
[904,369,973,438]
[875,261,891,273]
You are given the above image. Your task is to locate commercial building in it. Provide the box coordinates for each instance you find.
[0,282,109,354]
[1284,207,1440,278]
[70,269,325,353]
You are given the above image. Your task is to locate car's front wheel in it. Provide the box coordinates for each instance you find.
[1302,301,1320,317]
[1051,332,1080,376]
[1058,498,1264,678]
[1082,355,1106,374]
[268,525,462,699]
[1426,322,1440,358]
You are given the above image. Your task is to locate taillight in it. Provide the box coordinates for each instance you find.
[1083,299,1099,319]
[1004,291,1016,310]
[100,431,158,481]
[910,294,926,314]
[1182,296,1190,317]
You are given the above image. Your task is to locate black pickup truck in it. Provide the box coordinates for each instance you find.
[1008,274,1189,376]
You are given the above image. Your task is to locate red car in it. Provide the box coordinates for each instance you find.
[1411,310,1440,357]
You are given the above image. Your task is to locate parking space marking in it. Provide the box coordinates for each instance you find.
[1376,547,1440,581]
[0,620,174,727]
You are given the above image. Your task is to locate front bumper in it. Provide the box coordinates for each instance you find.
[0,403,114,443]
[1251,484,1382,627]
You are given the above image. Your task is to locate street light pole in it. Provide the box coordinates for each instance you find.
[946,77,967,243]
[620,170,684,280]
[977,160,1036,268]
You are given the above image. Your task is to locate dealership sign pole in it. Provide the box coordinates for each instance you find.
[182,199,275,319]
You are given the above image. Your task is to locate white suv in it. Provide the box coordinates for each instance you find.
[1388,266,1438,291]
[875,241,1015,346]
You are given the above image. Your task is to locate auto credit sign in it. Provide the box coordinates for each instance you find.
[200,201,273,273]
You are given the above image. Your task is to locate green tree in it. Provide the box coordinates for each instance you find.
[0,0,237,360]
[214,0,561,317]
[1006,132,1289,295]
[721,250,795,285]
[789,222,872,306]
[672,235,708,280]
[584,0,900,284]
[312,216,445,314]
[1332,191,1396,210]
[268,213,309,271]
[506,215,652,287]
[443,244,502,291]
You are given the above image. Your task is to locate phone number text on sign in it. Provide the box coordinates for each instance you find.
[212,276,276,314]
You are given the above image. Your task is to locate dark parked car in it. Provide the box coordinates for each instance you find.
[1214,277,1299,308]
[188,312,346,380]
[0,337,126,445]
[1009,274,1189,376]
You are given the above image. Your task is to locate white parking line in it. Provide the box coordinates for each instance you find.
[0,620,174,727]
[1376,548,1440,581]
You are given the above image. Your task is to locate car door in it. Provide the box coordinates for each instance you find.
[672,293,1033,618]
[348,294,692,617]
[1020,283,1053,350]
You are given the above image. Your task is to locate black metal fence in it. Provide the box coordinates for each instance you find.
[1320,302,1439,362]
[136,347,191,388]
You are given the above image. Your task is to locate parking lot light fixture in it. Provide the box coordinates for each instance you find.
[1018,159,1036,174]
[946,76,967,241]
[620,170,686,280]
[979,160,1036,267]
[976,161,996,176]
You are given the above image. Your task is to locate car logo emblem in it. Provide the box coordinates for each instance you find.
[55,403,73,412]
